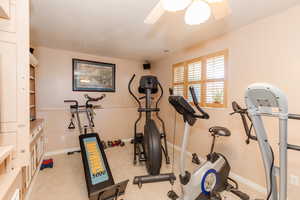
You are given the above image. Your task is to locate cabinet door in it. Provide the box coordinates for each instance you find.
[0,0,16,33]
[0,42,17,123]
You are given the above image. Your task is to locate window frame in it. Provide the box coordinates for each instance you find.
[172,49,228,108]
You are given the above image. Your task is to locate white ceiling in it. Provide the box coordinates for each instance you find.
[30,0,300,61]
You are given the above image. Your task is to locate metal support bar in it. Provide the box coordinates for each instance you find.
[287,144,300,151]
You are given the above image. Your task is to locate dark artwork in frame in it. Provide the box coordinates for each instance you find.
[72,59,116,92]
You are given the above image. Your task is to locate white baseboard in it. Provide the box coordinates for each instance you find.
[167,142,267,194]
[45,147,81,156]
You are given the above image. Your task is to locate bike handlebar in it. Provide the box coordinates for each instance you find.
[189,86,209,119]
[64,100,78,106]
[64,94,105,108]
[84,94,106,102]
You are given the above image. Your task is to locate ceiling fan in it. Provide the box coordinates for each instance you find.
[144,0,231,25]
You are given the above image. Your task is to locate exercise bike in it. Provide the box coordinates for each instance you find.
[64,94,129,200]
[167,86,249,200]
[128,74,176,187]
[232,83,300,200]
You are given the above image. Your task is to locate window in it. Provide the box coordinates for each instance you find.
[172,50,228,108]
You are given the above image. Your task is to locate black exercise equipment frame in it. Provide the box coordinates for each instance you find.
[128,74,175,187]
[64,96,129,200]
[128,74,170,166]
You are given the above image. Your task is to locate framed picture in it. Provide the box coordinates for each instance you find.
[72,59,116,92]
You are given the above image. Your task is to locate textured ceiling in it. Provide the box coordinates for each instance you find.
[30,0,300,61]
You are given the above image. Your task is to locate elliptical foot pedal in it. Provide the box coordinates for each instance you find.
[133,173,176,188]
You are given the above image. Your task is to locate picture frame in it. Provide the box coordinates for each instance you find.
[72,59,116,92]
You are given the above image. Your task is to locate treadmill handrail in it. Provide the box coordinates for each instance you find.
[288,114,300,120]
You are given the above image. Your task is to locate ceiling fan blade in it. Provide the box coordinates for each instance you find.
[210,0,231,20]
[144,0,165,24]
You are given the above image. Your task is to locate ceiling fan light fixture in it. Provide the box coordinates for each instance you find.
[162,0,192,12]
[185,0,211,25]
[205,0,224,3]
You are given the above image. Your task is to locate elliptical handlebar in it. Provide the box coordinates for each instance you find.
[189,86,209,119]
[155,80,164,109]
[128,74,141,108]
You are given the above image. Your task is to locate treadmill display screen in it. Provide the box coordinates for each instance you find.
[83,137,109,185]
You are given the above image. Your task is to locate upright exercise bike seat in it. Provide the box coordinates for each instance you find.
[209,126,231,137]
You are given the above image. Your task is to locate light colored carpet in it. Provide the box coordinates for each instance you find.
[28,144,262,200]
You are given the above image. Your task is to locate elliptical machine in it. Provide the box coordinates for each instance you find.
[168,86,249,200]
[128,74,176,187]
[232,83,300,200]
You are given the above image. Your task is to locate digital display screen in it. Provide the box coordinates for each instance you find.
[83,137,109,185]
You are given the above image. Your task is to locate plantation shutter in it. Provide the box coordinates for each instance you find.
[205,55,225,105]
[173,65,185,96]
[173,66,184,84]
[188,62,202,82]
[172,50,227,108]
[187,61,202,102]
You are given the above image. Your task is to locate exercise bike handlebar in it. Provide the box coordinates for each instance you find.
[128,74,141,107]
[189,86,209,119]
[64,100,79,106]
[84,94,106,101]
[84,94,106,105]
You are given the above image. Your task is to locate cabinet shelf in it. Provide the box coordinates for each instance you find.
[0,168,21,200]
[0,145,13,165]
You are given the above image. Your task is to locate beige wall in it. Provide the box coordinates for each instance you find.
[152,4,300,198]
[35,47,148,152]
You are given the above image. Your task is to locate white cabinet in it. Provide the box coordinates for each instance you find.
[0,0,10,19]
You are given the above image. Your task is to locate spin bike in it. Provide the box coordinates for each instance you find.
[128,74,176,187]
[167,86,249,200]
[232,83,300,200]
[64,94,129,200]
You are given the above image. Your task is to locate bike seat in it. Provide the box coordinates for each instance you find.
[209,126,231,137]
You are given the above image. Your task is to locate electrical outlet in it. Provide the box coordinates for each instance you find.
[290,175,299,186]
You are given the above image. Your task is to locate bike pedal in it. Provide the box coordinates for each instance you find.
[167,190,179,200]
[192,153,201,165]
